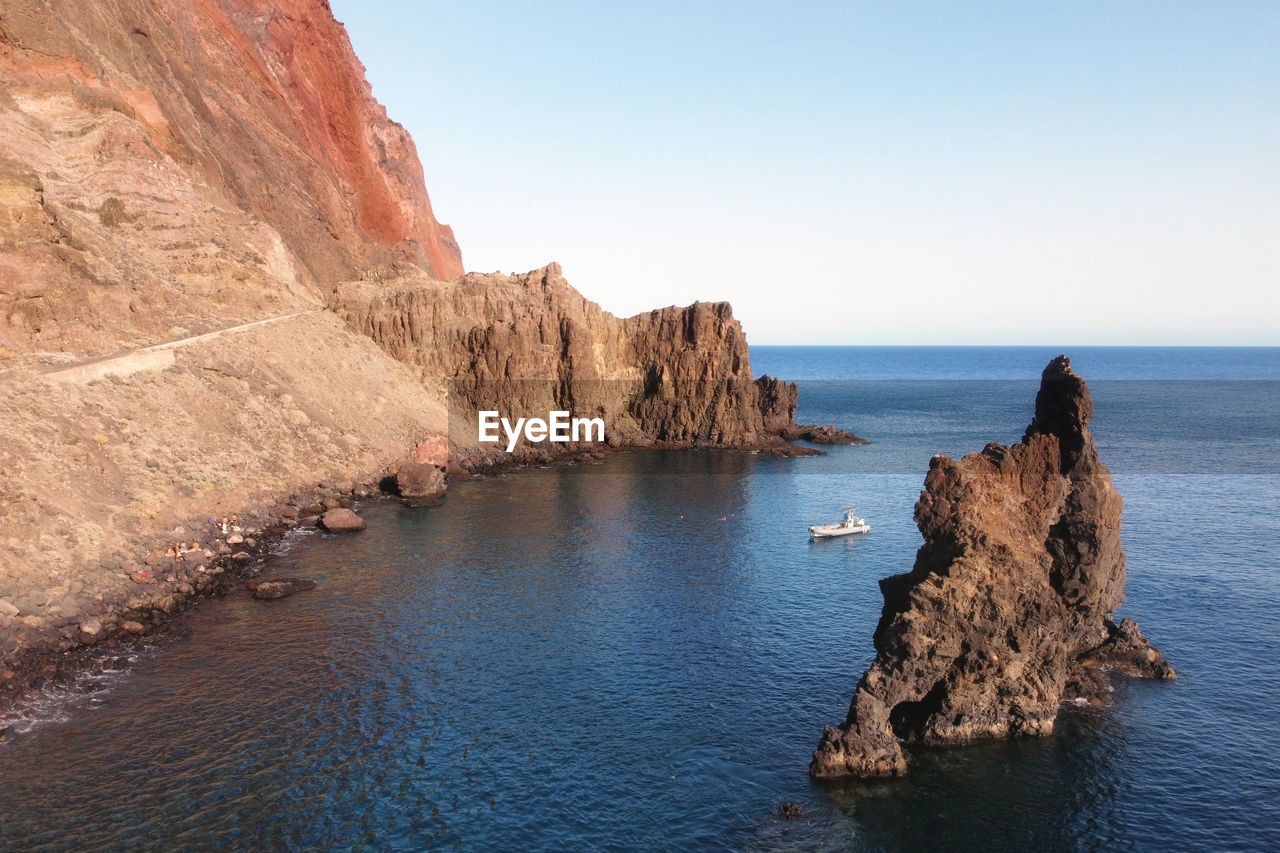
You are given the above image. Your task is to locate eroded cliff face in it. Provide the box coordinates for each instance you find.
[330,263,786,458]
[0,0,819,706]
[0,0,461,357]
[810,357,1173,780]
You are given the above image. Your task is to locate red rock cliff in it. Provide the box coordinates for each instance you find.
[0,0,461,355]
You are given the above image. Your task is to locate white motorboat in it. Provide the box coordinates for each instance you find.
[809,507,870,539]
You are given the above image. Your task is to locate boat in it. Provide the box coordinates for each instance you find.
[809,507,870,539]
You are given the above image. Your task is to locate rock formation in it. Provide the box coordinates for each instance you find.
[779,424,869,445]
[756,376,868,445]
[0,0,857,709]
[393,462,447,505]
[810,356,1173,780]
[755,376,798,434]
[0,0,461,357]
[330,264,812,462]
[319,508,364,532]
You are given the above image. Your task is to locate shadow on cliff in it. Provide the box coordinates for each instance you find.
[810,356,1174,782]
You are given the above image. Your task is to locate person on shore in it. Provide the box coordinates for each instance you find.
[220,517,230,535]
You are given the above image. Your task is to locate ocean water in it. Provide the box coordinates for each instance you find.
[1,347,1278,851]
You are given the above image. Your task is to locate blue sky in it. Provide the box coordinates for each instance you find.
[329,1,1278,344]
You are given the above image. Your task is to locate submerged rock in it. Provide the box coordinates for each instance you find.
[810,356,1174,780]
[248,577,316,601]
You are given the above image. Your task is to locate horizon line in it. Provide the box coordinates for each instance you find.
[748,343,1280,349]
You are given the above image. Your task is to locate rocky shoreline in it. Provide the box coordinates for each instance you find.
[1,0,876,731]
[0,475,371,717]
[0,429,849,721]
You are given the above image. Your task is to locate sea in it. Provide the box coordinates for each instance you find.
[1,346,1278,852]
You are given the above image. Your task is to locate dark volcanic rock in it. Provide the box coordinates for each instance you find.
[320,508,365,532]
[779,424,869,445]
[332,265,807,452]
[810,356,1174,780]
[624,300,769,446]
[395,463,446,504]
[755,375,798,433]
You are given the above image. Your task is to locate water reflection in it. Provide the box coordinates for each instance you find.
[814,704,1128,852]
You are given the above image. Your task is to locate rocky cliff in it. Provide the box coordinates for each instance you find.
[0,0,461,357]
[331,264,791,461]
[0,0,836,706]
[810,357,1173,779]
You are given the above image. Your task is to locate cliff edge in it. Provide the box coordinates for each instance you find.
[0,1,833,707]
[0,0,461,357]
[331,264,796,462]
[810,356,1174,779]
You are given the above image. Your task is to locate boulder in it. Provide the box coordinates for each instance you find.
[395,462,446,505]
[14,598,43,617]
[77,618,103,644]
[413,438,450,467]
[320,508,365,532]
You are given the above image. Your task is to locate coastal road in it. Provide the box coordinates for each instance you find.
[39,310,318,385]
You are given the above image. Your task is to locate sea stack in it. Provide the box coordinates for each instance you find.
[810,356,1174,779]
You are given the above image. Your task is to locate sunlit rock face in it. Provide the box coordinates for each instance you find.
[811,356,1174,780]
[0,0,462,356]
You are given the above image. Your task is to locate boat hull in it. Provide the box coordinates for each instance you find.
[809,523,870,539]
